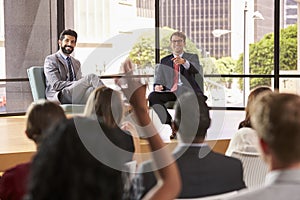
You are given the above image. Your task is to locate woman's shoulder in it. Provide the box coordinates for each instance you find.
[226,127,259,156]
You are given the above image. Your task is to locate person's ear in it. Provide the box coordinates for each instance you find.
[259,138,270,156]
[58,39,62,47]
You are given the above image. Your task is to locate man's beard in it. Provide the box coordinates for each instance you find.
[61,45,74,55]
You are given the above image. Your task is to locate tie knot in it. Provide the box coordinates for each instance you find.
[66,57,71,61]
[174,63,179,70]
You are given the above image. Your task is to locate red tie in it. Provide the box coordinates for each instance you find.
[171,63,179,92]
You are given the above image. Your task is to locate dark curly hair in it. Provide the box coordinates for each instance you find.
[25,117,123,200]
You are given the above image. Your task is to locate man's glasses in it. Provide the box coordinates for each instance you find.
[171,39,184,43]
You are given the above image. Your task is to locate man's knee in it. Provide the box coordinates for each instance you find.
[84,73,98,81]
[148,92,158,106]
[84,73,103,88]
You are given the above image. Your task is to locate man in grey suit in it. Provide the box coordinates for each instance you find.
[133,93,245,199]
[148,31,205,139]
[44,29,103,104]
[227,93,300,200]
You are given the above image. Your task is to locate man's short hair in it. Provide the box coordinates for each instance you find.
[59,29,78,42]
[250,93,300,164]
[174,93,211,142]
[170,31,186,42]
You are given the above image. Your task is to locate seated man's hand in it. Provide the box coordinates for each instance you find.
[172,56,186,65]
[154,85,164,91]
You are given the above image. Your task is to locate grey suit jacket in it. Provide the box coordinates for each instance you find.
[135,145,246,199]
[227,169,300,200]
[44,51,82,101]
[154,52,204,96]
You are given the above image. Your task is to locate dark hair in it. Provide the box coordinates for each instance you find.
[25,100,66,144]
[174,93,211,142]
[25,117,123,200]
[238,86,272,129]
[170,31,186,42]
[59,29,78,42]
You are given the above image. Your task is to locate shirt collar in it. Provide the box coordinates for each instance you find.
[59,50,69,60]
[265,168,300,186]
[173,52,184,58]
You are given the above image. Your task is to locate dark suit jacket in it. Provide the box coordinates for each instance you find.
[44,51,82,101]
[136,145,246,199]
[154,52,204,95]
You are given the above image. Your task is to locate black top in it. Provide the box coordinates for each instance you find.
[98,122,135,163]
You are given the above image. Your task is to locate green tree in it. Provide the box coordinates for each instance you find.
[236,24,297,89]
[215,57,237,88]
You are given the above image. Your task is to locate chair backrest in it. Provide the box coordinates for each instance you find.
[27,66,46,101]
[27,66,85,114]
[231,150,268,189]
[195,73,204,93]
[176,191,238,200]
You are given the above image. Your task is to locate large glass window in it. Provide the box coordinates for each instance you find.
[73,0,155,95]
[0,0,298,119]
[0,0,5,112]
[279,0,299,95]
[159,0,276,108]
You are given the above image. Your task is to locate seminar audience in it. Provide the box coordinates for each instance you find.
[226,92,300,200]
[135,92,245,199]
[0,100,66,200]
[24,58,181,200]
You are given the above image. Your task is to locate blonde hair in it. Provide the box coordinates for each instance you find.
[84,86,124,127]
[251,93,300,164]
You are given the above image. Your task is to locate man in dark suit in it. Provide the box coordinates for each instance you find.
[44,29,104,104]
[134,93,246,199]
[148,31,205,139]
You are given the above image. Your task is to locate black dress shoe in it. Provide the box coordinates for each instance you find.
[170,133,177,140]
[170,125,177,140]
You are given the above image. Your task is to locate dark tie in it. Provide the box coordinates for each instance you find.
[170,63,179,92]
[66,57,74,81]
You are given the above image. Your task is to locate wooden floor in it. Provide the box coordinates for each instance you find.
[0,116,36,172]
[0,116,230,172]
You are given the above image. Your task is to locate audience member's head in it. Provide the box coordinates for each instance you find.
[239,86,272,129]
[173,93,211,143]
[250,92,300,169]
[25,100,66,145]
[84,86,124,128]
[25,117,123,200]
